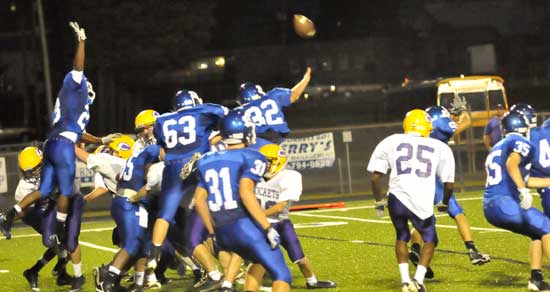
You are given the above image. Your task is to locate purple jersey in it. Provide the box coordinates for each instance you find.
[196,148,266,226]
[154,103,226,162]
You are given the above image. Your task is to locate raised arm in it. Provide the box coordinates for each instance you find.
[69,22,86,71]
[290,67,312,103]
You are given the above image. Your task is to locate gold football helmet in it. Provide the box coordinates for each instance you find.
[259,144,288,179]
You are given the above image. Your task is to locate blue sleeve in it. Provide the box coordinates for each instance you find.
[144,145,161,164]
[63,71,84,90]
[241,151,266,182]
[507,136,533,159]
[153,119,164,147]
[203,103,228,119]
[266,88,291,107]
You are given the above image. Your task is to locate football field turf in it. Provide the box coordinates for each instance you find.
[0,191,539,292]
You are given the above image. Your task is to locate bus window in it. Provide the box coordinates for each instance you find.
[488,90,505,110]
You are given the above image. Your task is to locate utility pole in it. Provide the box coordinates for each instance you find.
[36,0,53,115]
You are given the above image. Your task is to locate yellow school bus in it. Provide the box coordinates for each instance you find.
[437,75,508,128]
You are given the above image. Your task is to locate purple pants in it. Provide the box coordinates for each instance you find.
[182,208,208,256]
[38,195,84,252]
[272,220,305,263]
[388,193,438,246]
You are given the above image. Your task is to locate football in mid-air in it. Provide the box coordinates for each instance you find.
[293,14,316,38]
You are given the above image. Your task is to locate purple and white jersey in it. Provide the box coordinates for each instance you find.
[86,153,126,193]
[367,133,455,219]
[255,169,302,223]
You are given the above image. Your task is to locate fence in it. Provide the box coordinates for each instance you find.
[2,113,550,210]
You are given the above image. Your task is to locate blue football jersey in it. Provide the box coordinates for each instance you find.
[530,126,550,177]
[236,88,291,136]
[196,148,267,225]
[118,145,161,192]
[430,117,457,144]
[484,134,535,201]
[153,103,226,162]
[48,71,91,140]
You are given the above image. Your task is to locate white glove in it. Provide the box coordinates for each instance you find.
[101,133,122,145]
[265,226,280,249]
[519,188,533,209]
[374,199,386,218]
[69,22,87,41]
[180,152,202,180]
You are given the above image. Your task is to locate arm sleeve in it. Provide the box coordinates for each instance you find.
[279,171,303,202]
[93,173,107,189]
[146,163,163,191]
[366,138,391,174]
[436,143,455,183]
[241,152,266,182]
[267,88,292,107]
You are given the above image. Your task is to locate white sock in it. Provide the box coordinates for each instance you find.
[135,271,145,286]
[108,265,121,275]
[399,263,411,284]
[209,270,222,281]
[72,262,83,277]
[146,272,158,282]
[56,212,67,222]
[306,275,318,285]
[221,280,233,289]
[13,205,22,214]
[182,256,199,270]
[414,265,427,284]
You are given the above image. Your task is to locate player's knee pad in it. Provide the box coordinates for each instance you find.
[42,234,56,249]
[123,240,140,257]
[447,197,464,218]
[293,257,306,265]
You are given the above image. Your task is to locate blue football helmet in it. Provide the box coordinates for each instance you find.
[175,90,203,110]
[220,110,256,145]
[425,106,451,122]
[501,111,529,136]
[510,103,536,127]
[238,82,265,105]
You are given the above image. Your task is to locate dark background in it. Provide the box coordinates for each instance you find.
[1,0,550,141]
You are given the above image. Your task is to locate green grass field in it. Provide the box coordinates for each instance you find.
[0,191,540,292]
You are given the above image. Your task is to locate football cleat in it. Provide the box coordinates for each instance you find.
[155,272,171,285]
[306,280,337,289]
[408,250,434,279]
[198,276,223,292]
[193,269,208,288]
[23,269,40,292]
[56,270,73,286]
[411,280,426,292]
[145,279,162,290]
[0,212,13,239]
[468,249,491,265]
[126,283,145,292]
[70,275,86,292]
[528,279,550,291]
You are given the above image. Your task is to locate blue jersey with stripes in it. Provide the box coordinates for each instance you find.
[196,148,267,225]
[484,134,535,201]
[153,103,226,162]
[118,145,161,192]
[236,88,292,136]
[48,71,91,140]
[430,117,457,144]
[529,126,550,177]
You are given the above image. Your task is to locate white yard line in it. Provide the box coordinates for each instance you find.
[79,240,118,253]
[298,196,485,214]
[0,226,115,241]
[292,212,509,233]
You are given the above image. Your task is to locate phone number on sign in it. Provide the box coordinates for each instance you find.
[287,159,334,170]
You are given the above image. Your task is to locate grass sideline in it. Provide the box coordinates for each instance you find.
[0,190,542,292]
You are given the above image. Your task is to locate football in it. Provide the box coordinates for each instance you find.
[293,14,316,38]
